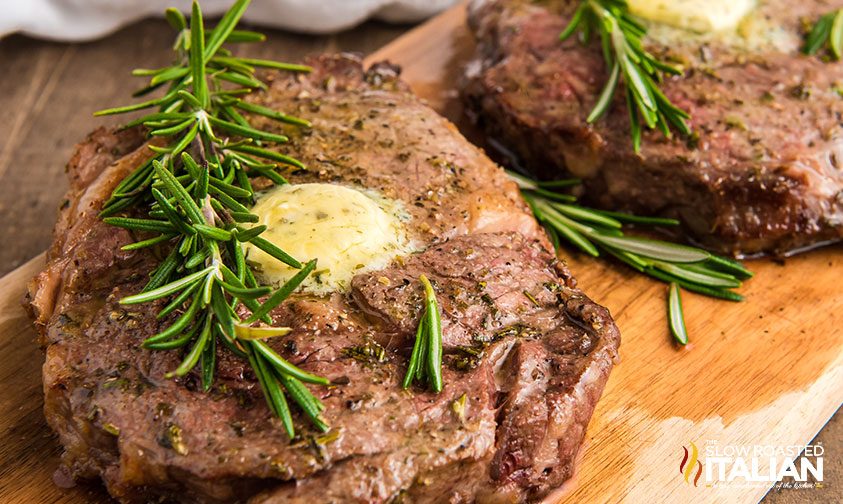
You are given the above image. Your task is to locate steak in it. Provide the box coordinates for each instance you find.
[26,54,620,503]
[462,0,843,255]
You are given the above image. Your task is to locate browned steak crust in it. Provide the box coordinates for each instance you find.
[462,0,843,255]
[27,54,620,503]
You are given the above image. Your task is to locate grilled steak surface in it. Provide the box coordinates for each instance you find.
[462,0,843,255]
[26,54,620,503]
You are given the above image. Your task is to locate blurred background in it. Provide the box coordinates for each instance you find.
[0,0,458,40]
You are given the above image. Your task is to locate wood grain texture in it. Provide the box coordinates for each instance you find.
[0,4,841,503]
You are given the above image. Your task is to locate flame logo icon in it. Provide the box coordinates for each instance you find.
[680,441,703,487]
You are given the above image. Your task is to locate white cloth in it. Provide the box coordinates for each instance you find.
[0,0,458,41]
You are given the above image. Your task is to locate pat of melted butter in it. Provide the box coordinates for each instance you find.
[245,183,415,294]
[629,0,756,32]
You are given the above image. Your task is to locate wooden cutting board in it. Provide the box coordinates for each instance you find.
[1,4,841,503]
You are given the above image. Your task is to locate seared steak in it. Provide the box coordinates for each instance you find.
[462,0,843,255]
[26,54,620,503]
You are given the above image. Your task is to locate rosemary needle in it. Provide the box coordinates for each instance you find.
[804,9,843,60]
[403,275,444,393]
[510,170,752,344]
[668,283,688,345]
[98,0,328,437]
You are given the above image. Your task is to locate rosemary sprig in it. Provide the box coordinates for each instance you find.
[403,275,444,393]
[561,0,692,152]
[667,283,688,345]
[510,171,752,344]
[804,9,843,60]
[97,0,329,437]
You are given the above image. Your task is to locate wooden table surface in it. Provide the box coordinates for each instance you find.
[0,13,838,504]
